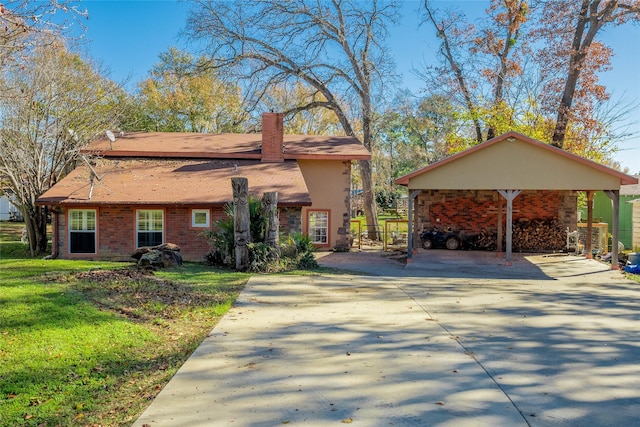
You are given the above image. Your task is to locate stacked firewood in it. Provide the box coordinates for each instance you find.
[474,229,497,251]
[511,218,566,252]
[467,219,566,252]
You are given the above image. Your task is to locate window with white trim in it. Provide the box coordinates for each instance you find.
[69,209,96,253]
[191,209,210,228]
[308,210,329,245]
[137,209,163,247]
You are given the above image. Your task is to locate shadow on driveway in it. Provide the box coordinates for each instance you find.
[134,251,640,427]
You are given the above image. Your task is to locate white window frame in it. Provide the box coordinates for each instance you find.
[136,209,164,247]
[68,209,96,254]
[191,209,210,228]
[307,210,329,245]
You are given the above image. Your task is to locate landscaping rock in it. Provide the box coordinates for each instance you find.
[132,243,182,268]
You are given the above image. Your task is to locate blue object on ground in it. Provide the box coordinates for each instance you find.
[624,264,640,274]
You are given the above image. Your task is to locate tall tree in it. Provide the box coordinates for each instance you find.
[185,0,400,239]
[421,0,529,143]
[0,39,126,255]
[420,0,638,165]
[0,0,87,67]
[135,47,245,133]
[261,82,343,135]
[535,0,640,148]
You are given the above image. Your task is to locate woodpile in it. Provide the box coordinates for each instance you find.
[511,218,566,252]
[473,229,497,251]
[467,219,566,252]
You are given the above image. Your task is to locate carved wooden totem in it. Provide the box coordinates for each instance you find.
[232,177,250,271]
[262,192,279,249]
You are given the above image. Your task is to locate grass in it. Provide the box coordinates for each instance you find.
[0,221,250,426]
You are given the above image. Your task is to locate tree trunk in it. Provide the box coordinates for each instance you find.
[551,0,614,148]
[232,177,250,271]
[359,159,380,241]
[22,205,48,256]
[424,2,483,144]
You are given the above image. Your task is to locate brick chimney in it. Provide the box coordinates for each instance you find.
[261,112,284,163]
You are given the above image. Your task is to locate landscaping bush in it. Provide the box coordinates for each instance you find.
[204,202,317,272]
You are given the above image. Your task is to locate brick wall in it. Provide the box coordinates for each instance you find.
[261,112,284,163]
[57,205,224,262]
[164,206,213,261]
[416,190,577,235]
[97,205,134,260]
[54,204,308,261]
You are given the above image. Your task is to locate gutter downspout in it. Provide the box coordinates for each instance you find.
[51,209,59,259]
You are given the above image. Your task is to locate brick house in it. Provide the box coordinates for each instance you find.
[396,131,638,266]
[37,113,370,261]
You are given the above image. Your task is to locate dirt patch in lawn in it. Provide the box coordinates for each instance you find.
[42,268,227,321]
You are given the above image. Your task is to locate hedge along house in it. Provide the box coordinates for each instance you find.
[395,132,638,268]
[36,113,370,261]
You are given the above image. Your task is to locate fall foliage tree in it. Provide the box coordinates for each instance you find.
[260,82,343,135]
[421,0,530,143]
[0,38,127,255]
[0,0,87,67]
[134,47,245,133]
[185,0,401,239]
[420,0,639,166]
[534,0,640,149]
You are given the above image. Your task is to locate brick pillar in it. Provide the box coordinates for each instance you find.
[261,112,284,163]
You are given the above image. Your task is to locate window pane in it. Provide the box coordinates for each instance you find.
[85,211,96,231]
[308,211,328,244]
[137,210,163,247]
[137,210,163,232]
[151,210,163,230]
[138,231,163,247]
[192,209,210,227]
[69,210,96,253]
[70,232,95,253]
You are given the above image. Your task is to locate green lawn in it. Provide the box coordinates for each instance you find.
[0,221,249,426]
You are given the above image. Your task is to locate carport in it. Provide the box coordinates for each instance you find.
[395,132,638,268]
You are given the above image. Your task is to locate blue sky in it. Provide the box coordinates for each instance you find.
[78,0,639,174]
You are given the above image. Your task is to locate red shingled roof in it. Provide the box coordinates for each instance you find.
[38,159,312,206]
[83,132,371,160]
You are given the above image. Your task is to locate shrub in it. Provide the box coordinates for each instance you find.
[248,242,279,272]
[280,232,318,270]
[204,200,317,272]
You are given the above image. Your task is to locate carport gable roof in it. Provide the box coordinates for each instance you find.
[395,131,638,190]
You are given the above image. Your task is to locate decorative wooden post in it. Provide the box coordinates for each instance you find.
[262,192,279,249]
[232,177,250,271]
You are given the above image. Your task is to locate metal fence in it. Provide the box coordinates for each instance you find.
[350,219,409,251]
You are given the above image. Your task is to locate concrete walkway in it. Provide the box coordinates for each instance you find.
[134,251,640,427]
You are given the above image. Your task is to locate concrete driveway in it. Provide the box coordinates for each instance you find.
[133,251,640,427]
